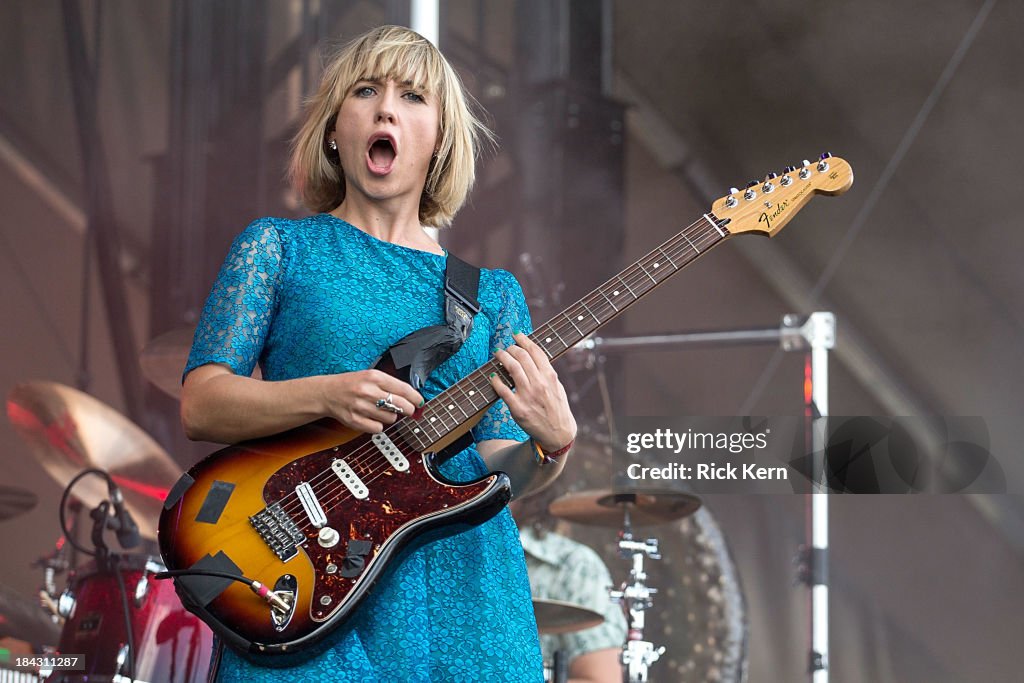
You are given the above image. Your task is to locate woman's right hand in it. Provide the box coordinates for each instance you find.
[318,369,424,433]
[181,364,423,444]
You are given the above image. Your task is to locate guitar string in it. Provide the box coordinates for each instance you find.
[270,215,727,528]
[272,216,725,527]
[271,215,726,526]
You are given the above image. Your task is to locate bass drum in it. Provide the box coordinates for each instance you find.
[552,429,749,682]
[48,555,212,683]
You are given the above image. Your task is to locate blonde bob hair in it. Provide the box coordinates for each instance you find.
[289,25,491,228]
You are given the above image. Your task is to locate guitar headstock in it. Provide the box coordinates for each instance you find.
[712,154,854,237]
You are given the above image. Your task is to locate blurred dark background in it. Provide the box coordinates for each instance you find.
[1,1,1021,680]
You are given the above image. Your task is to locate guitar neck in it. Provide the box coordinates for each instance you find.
[396,212,731,451]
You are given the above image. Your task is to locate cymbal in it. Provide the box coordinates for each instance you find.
[0,583,59,645]
[549,488,702,527]
[532,598,604,635]
[0,485,38,521]
[6,381,183,539]
[140,326,261,399]
[139,326,196,398]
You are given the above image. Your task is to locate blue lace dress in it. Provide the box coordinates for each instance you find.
[184,214,544,682]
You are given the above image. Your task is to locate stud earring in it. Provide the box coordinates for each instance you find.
[328,140,338,151]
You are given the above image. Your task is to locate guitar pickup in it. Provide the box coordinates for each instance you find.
[295,482,327,528]
[371,433,409,472]
[331,459,368,499]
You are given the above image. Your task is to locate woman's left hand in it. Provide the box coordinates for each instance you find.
[489,332,577,452]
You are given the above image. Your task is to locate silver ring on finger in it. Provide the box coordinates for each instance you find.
[376,393,403,415]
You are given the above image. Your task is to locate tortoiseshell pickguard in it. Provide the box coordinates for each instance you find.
[260,427,496,623]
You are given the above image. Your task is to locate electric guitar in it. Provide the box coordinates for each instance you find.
[158,155,853,658]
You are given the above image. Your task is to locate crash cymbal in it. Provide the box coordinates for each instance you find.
[0,485,37,521]
[549,489,702,527]
[140,325,261,399]
[532,598,604,635]
[6,381,181,539]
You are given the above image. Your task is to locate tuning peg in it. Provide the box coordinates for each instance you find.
[729,187,739,195]
[765,172,778,180]
[799,160,813,179]
[783,166,797,173]
[802,160,811,166]
[724,188,740,208]
[817,152,832,172]
[746,180,759,188]
[820,152,833,159]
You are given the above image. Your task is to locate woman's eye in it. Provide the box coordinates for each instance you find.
[355,86,375,97]
[404,92,425,103]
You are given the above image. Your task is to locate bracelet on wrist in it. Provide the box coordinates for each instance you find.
[531,437,574,465]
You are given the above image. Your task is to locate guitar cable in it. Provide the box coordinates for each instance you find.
[153,568,292,612]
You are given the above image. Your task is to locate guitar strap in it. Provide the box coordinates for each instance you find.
[381,253,481,462]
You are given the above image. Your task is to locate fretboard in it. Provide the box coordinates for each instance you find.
[397,213,730,450]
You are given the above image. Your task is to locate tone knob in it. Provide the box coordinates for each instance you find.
[317,527,340,548]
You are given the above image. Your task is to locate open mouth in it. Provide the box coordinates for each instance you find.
[367,135,396,174]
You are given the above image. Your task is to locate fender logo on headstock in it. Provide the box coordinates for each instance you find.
[759,199,790,231]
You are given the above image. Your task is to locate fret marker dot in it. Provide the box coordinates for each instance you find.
[413,428,420,433]
[613,290,619,296]
[546,337,552,343]
[448,404,455,410]
[653,262,660,268]
[577,315,584,321]
[469,390,476,396]
[430,417,437,423]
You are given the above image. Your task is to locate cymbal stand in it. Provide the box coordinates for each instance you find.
[609,504,665,683]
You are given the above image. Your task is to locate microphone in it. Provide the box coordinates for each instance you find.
[107,478,141,549]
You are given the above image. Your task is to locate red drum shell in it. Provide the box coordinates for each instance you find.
[54,556,212,683]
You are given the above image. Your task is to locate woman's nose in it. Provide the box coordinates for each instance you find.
[375,86,398,123]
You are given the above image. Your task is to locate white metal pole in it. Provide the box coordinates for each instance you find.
[410,0,439,46]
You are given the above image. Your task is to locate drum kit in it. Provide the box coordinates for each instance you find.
[535,481,707,683]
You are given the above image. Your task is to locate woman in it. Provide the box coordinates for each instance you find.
[181,25,576,682]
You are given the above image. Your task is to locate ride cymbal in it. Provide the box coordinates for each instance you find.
[549,489,702,527]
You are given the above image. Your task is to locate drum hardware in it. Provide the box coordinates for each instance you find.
[608,503,666,683]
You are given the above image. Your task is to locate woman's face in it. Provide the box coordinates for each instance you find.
[331,76,441,211]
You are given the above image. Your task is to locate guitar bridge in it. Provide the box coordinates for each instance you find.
[250,503,305,561]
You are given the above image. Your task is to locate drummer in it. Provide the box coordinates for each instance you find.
[511,485,627,683]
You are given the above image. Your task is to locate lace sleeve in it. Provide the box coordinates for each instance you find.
[472,269,532,443]
[183,219,284,380]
